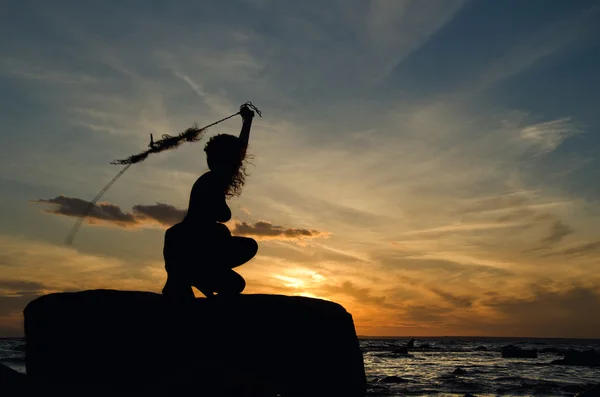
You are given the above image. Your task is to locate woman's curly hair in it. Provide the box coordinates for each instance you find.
[204,134,253,198]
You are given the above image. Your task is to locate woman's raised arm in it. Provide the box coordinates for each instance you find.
[238,104,255,160]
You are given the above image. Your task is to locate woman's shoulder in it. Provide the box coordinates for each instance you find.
[192,171,217,190]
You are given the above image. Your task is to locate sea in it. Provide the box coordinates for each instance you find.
[1,337,599,396]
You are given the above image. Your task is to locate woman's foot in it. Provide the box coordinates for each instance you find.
[198,288,215,299]
[162,275,195,302]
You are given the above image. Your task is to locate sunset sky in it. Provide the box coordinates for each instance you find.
[1,0,600,338]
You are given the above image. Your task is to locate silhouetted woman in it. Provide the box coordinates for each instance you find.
[162,105,258,301]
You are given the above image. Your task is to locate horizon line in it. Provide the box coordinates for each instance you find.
[357,335,600,340]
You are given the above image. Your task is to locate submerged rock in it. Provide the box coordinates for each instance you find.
[551,350,600,367]
[453,367,467,375]
[23,290,366,396]
[501,345,538,359]
[379,375,409,383]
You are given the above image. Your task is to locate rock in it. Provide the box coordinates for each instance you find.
[539,347,560,354]
[0,363,26,385]
[406,338,415,348]
[379,375,409,383]
[575,384,600,397]
[501,345,538,359]
[391,346,409,354]
[0,363,27,396]
[551,350,600,367]
[562,384,587,394]
[453,367,467,375]
[24,290,366,397]
[474,346,487,351]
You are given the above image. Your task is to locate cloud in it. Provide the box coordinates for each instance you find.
[540,220,574,246]
[480,284,600,338]
[552,241,600,257]
[520,118,580,155]
[401,304,452,327]
[34,195,138,226]
[0,292,43,317]
[0,279,46,294]
[231,221,329,241]
[318,281,397,309]
[32,196,328,242]
[428,288,473,308]
[32,195,185,228]
[401,222,525,237]
[131,203,187,227]
[172,71,234,116]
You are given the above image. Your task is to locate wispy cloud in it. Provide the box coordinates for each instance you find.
[540,220,574,246]
[520,118,580,155]
[364,0,466,81]
[0,57,97,85]
[319,281,397,310]
[172,71,235,116]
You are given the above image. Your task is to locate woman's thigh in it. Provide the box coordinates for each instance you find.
[192,269,246,295]
[227,237,258,268]
[203,236,257,269]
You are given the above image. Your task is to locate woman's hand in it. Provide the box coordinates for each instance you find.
[240,105,255,121]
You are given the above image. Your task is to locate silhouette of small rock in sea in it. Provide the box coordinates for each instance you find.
[539,347,562,354]
[378,375,409,383]
[18,289,366,396]
[501,345,538,359]
[551,350,600,367]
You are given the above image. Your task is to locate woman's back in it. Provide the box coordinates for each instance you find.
[185,171,231,224]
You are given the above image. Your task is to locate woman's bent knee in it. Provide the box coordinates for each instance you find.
[247,238,258,256]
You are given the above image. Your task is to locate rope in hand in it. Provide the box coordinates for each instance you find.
[64,101,262,246]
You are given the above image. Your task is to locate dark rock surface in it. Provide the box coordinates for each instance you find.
[576,384,600,397]
[23,290,366,396]
[551,350,600,367]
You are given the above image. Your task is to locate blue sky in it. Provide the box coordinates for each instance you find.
[1,0,600,337]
